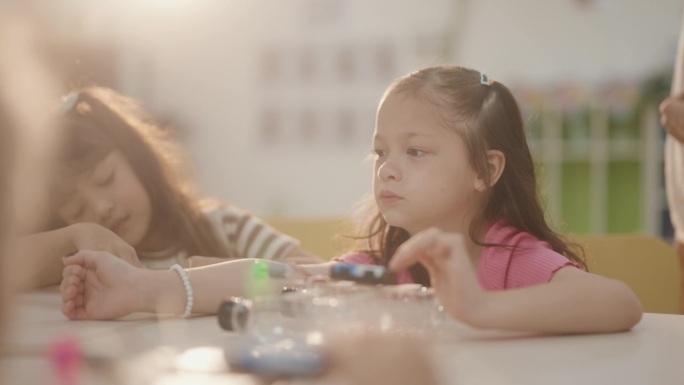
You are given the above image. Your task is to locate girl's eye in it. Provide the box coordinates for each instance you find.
[373,149,385,158]
[407,148,426,157]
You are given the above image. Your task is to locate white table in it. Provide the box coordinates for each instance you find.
[2,291,684,384]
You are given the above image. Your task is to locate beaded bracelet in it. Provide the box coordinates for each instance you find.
[170,264,194,318]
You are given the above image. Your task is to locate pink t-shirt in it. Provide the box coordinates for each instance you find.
[334,221,580,290]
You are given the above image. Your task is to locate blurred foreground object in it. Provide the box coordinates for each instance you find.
[0,1,60,344]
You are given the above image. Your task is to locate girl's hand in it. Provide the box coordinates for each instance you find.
[60,250,142,320]
[660,94,684,143]
[70,223,140,267]
[388,227,488,327]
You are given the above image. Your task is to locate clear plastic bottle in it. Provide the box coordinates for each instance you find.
[219,281,446,343]
[218,287,373,345]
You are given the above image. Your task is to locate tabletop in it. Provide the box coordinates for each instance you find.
[2,291,684,385]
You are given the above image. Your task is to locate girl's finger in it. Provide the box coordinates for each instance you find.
[389,231,438,270]
[62,264,76,279]
[61,300,75,320]
[59,277,70,297]
[75,293,84,307]
[390,228,460,270]
[73,306,90,321]
[60,277,76,299]
[659,99,669,113]
[63,252,87,266]
[65,284,76,299]
[418,255,438,277]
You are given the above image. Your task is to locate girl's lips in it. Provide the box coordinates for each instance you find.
[379,191,403,202]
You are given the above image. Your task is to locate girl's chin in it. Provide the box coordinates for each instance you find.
[382,217,413,234]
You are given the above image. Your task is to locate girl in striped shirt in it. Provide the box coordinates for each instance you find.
[17,87,320,289]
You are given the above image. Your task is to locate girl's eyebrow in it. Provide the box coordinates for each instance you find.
[404,132,433,139]
[374,131,434,141]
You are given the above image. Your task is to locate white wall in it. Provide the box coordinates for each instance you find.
[49,0,684,218]
[456,0,684,85]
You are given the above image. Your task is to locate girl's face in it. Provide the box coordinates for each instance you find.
[373,93,484,236]
[56,150,154,248]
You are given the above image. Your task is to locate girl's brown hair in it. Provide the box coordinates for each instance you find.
[51,87,232,258]
[357,66,585,286]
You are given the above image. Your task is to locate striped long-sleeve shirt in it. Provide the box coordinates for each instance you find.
[139,205,298,269]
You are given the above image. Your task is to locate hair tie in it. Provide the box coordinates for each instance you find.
[480,72,493,86]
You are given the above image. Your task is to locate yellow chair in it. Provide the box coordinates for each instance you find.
[266,217,354,260]
[575,234,681,314]
[267,218,682,313]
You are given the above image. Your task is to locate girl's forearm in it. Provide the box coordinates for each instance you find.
[138,259,341,316]
[140,259,294,315]
[136,269,187,314]
[467,271,643,334]
[186,260,266,314]
[12,226,78,289]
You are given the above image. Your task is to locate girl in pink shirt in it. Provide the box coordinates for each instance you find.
[337,66,641,334]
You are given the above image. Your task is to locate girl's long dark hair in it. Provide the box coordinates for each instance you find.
[356,66,586,286]
[51,87,233,258]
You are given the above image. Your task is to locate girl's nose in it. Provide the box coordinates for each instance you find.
[377,159,401,182]
[86,195,115,224]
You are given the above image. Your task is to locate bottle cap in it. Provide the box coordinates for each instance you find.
[330,264,397,285]
[217,298,250,332]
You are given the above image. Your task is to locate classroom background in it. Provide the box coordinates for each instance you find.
[16,0,684,239]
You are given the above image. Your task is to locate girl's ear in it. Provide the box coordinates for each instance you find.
[474,150,505,192]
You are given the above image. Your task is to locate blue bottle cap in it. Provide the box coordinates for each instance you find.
[330,264,397,285]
